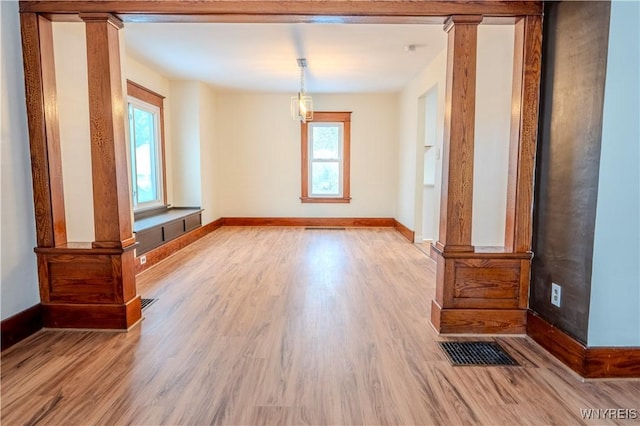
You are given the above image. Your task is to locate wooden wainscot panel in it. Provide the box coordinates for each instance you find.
[46,254,116,303]
[163,219,185,242]
[452,258,521,309]
[185,212,201,232]
[135,226,164,255]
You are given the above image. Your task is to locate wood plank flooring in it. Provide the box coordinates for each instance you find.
[2,227,639,425]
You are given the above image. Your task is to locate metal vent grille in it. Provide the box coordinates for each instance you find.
[141,298,157,310]
[304,227,346,230]
[438,341,518,366]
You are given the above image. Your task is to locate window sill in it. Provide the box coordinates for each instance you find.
[133,204,170,221]
[300,197,351,204]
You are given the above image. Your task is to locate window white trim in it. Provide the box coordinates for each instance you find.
[127,96,164,211]
[308,122,344,198]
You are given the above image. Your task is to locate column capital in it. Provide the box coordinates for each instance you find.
[79,13,123,29]
[444,15,483,32]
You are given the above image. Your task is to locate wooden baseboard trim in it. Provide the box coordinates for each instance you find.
[1,304,43,351]
[393,219,415,242]
[527,310,640,378]
[431,300,526,334]
[222,217,395,227]
[135,218,224,274]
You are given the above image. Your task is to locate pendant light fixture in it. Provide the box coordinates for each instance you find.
[291,58,313,123]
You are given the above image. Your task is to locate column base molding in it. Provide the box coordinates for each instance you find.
[35,243,140,330]
[42,297,141,329]
[431,300,526,334]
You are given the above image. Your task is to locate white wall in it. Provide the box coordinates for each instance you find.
[52,23,95,242]
[216,92,398,218]
[396,25,514,245]
[588,0,640,347]
[1,1,40,319]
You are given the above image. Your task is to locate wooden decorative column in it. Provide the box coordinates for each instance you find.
[21,12,141,329]
[431,15,542,334]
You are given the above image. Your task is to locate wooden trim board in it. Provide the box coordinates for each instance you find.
[222,217,395,227]
[432,300,527,334]
[527,310,640,378]
[393,219,415,242]
[1,304,43,351]
[20,1,543,20]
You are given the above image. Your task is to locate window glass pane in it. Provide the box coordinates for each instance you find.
[132,106,157,204]
[311,162,340,195]
[311,125,340,159]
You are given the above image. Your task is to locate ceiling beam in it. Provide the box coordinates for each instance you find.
[21,1,542,22]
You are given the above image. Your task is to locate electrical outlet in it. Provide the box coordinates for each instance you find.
[140,255,147,265]
[551,283,561,307]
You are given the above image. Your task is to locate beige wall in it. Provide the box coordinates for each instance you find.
[52,22,95,242]
[169,81,202,207]
[124,54,174,206]
[169,80,220,224]
[397,49,447,241]
[472,25,514,247]
[396,24,514,246]
[198,83,219,223]
[216,92,398,218]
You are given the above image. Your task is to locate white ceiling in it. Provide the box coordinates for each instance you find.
[123,23,447,93]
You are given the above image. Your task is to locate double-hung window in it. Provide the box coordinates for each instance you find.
[301,111,351,203]
[127,80,166,211]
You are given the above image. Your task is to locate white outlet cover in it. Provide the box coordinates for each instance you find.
[551,283,561,307]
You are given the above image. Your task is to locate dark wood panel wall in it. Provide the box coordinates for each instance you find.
[19,0,542,332]
[530,1,611,344]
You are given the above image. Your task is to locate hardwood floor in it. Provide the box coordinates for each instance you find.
[2,227,639,425]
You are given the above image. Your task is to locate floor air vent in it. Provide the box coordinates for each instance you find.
[304,227,346,230]
[141,298,157,310]
[438,341,518,366]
